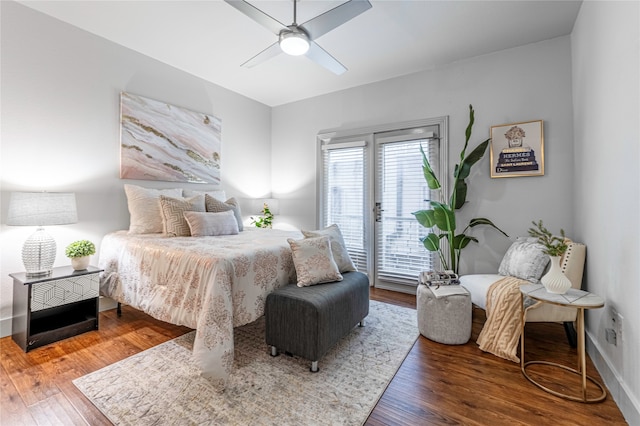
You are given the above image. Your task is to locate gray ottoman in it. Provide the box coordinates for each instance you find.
[417,284,472,345]
[265,271,369,372]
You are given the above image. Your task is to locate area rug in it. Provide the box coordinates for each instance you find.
[73,300,418,426]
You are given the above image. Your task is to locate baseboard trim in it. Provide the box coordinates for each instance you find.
[0,317,11,339]
[374,282,417,295]
[587,329,639,425]
[99,296,118,311]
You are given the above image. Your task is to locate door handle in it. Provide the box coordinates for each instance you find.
[375,202,384,222]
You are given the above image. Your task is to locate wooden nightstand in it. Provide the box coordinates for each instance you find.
[10,265,102,352]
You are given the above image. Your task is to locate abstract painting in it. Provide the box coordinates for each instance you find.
[120,92,221,184]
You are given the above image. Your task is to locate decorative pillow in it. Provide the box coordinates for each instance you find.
[498,237,550,282]
[184,210,239,237]
[287,236,343,287]
[124,184,182,234]
[183,189,227,201]
[301,224,356,273]
[159,194,206,237]
[205,195,243,231]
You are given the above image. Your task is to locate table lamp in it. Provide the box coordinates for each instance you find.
[6,192,78,277]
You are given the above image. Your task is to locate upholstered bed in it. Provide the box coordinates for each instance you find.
[99,223,301,389]
[100,184,359,390]
[98,184,310,389]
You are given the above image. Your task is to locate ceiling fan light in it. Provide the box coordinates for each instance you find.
[279,31,309,56]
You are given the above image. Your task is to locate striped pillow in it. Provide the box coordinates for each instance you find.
[159,194,205,237]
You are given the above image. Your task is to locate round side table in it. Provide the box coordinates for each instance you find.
[519,284,606,403]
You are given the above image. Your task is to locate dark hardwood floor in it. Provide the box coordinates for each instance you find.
[1,288,628,425]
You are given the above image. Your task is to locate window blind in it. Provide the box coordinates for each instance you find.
[375,137,439,283]
[322,145,368,271]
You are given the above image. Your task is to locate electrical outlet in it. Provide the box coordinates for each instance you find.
[605,328,617,345]
[616,312,624,342]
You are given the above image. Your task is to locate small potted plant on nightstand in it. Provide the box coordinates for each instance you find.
[65,240,96,271]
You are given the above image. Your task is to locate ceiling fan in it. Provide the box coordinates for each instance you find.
[224,0,372,75]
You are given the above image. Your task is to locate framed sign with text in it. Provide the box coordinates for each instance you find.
[490,120,544,178]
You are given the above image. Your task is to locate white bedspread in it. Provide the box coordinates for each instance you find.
[98,228,302,390]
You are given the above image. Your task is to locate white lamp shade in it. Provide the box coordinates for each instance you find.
[7,192,78,226]
[7,192,78,277]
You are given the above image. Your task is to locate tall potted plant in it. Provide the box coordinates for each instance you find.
[412,105,507,274]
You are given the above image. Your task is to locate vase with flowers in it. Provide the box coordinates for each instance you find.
[251,203,274,229]
[528,220,571,294]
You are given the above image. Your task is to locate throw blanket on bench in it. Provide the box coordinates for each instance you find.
[476,276,529,362]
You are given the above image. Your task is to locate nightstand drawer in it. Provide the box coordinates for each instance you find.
[30,273,99,312]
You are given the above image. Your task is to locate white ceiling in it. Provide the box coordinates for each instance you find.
[19,0,582,107]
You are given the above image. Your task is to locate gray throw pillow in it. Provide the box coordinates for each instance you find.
[498,237,549,282]
[204,195,243,231]
[183,210,239,237]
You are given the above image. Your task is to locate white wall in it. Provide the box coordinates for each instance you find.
[2,1,638,421]
[270,20,639,420]
[272,36,576,276]
[572,1,640,423]
[0,2,273,335]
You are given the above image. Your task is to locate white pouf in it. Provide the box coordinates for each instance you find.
[417,284,472,345]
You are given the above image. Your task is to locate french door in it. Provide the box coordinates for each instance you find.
[318,118,448,292]
[373,128,440,289]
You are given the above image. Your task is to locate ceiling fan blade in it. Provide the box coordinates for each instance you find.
[224,0,288,35]
[300,0,372,40]
[306,41,347,75]
[241,41,282,68]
